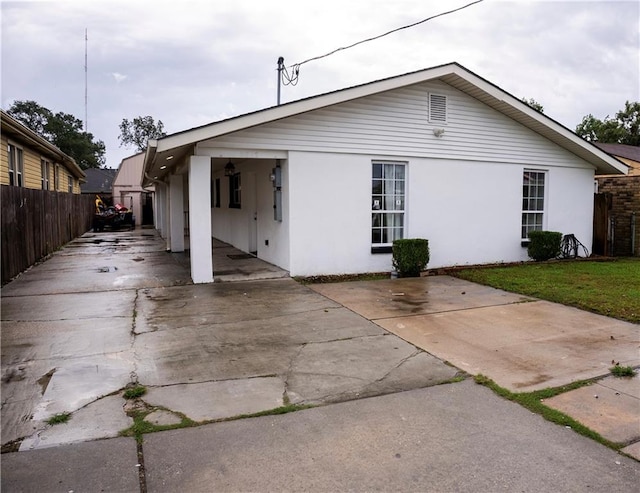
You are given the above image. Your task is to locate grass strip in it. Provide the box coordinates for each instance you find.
[473,374,622,450]
[120,404,315,443]
[452,258,640,323]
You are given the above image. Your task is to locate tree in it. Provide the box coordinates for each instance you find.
[7,100,106,169]
[575,101,640,146]
[118,116,166,152]
[521,97,544,113]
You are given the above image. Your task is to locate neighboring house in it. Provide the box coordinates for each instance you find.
[594,143,639,176]
[593,143,640,256]
[113,152,155,227]
[1,110,86,193]
[142,62,626,283]
[81,167,117,204]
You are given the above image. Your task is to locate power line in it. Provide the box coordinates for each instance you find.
[280,0,484,87]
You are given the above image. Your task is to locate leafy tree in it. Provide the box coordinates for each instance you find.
[118,116,166,152]
[521,97,544,113]
[575,101,640,146]
[7,100,106,169]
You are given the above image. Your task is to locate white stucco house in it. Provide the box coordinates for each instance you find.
[142,62,626,284]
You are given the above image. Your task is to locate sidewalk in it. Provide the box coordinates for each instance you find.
[2,381,639,492]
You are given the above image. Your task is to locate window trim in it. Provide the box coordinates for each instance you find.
[68,175,73,193]
[8,141,24,187]
[521,169,547,241]
[54,164,60,191]
[41,158,51,190]
[371,160,407,253]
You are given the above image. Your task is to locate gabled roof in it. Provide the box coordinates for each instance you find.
[144,62,627,184]
[113,151,146,189]
[594,143,640,163]
[1,110,86,181]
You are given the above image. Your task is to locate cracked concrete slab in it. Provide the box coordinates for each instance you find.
[143,377,285,422]
[20,395,133,451]
[1,316,135,444]
[287,335,458,403]
[32,355,134,421]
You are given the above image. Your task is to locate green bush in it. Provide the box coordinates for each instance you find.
[392,239,430,277]
[527,231,562,261]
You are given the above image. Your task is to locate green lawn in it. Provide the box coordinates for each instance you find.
[452,258,640,324]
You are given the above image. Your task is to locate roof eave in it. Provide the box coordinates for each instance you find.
[1,110,86,180]
[143,62,628,177]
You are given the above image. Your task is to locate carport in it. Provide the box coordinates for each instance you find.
[144,141,289,283]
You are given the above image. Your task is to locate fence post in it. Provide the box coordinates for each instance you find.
[632,212,637,256]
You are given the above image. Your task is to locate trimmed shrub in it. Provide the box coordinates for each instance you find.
[392,239,430,277]
[527,230,562,261]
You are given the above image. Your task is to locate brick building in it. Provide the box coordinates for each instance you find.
[595,144,640,256]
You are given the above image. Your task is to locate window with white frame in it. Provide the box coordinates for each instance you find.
[521,170,546,239]
[372,161,405,252]
[8,143,24,187]
[41,158,51,190]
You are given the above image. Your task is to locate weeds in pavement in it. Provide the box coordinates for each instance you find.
[473,375,621,450]
[123,384,147,399]
[610,365,636,378]
[120,403,316,443]
[46,412,71,425]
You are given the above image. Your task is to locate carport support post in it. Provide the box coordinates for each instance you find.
[188,156,214,283]
[169,174,185,252]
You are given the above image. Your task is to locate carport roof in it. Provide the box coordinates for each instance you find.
[143,62,627,185]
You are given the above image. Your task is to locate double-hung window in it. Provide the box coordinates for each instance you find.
[521,170,546,239]
[8,143,24,187]
[372,161,405,252]
[41,159,51,190]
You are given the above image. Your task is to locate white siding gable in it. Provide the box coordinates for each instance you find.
[202,80,590,170]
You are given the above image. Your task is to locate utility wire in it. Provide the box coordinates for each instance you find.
[282,0,484,86]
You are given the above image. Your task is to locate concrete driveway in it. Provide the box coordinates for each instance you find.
[310,276,640,392]
[1,230,457,450]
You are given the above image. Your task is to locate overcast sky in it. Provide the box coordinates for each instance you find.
[2,0,638,168]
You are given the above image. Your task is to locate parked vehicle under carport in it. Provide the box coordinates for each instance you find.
[92,203,134,232]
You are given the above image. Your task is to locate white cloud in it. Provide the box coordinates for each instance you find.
[110,72,127,83]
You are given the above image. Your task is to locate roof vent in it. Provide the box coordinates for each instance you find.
[429,93,447,123]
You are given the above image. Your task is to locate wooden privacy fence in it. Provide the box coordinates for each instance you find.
[1,185,95,284]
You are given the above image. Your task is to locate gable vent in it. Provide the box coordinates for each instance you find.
[429,93,447,123]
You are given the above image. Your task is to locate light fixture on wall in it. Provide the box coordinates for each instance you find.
[433,128,445,138]
[224,160,236,176]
